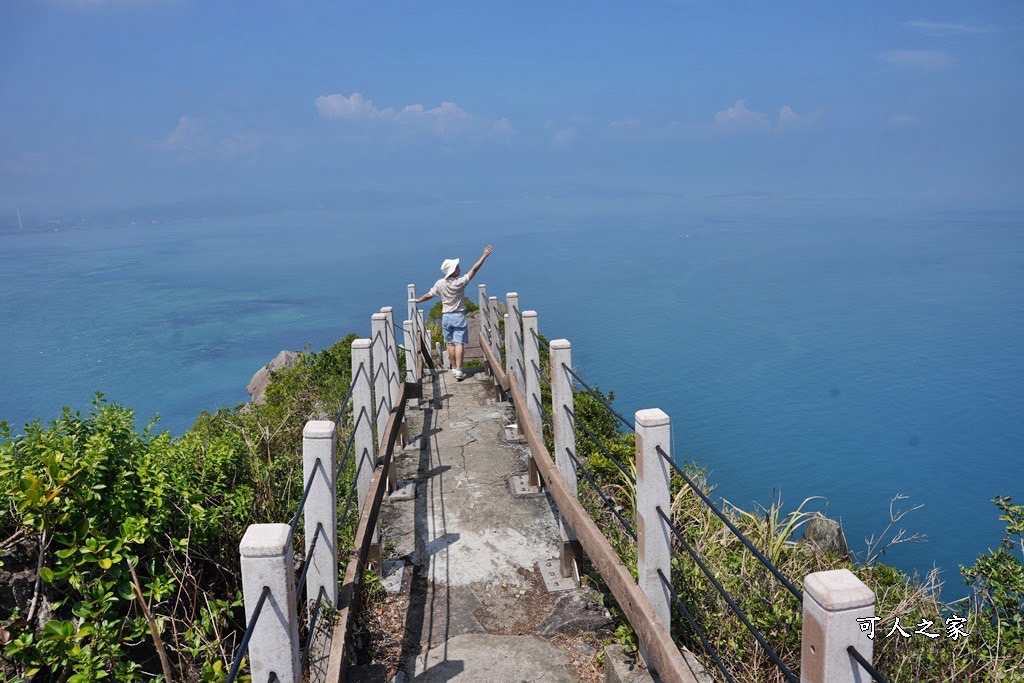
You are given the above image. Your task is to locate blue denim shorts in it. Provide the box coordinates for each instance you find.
[441,311,468,344]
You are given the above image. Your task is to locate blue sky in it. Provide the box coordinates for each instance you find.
[1,0,1022,214]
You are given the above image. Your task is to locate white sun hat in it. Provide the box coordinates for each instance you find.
[440,258,459,276]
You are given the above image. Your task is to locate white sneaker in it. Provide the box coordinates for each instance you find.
[452,369,466,381]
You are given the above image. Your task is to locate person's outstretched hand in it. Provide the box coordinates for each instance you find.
[483,245,493,257]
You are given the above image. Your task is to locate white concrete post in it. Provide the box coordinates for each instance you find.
[381,306,401,414]
[403,319,418,383]
[478,284,488,348]
[301,420,337,607]
[407,293,421,377]
[239,524,301,683]
[551,339,579,577]
[506,292,523,390]
[635,409,672,632]
[371,314,390,448]
[487,295,502,367]
[504,312,513,378]
[522,311,542,436]
[801,569,876,683]
[351,339,376,518]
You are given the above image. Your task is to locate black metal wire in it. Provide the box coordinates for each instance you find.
[564,447,637,541]
[371,362,386,385]
[656,568,737,683]
[294,522,324,601]
[301,588,329,669]
[562,405,635,485]
[530,327,551,349]
[335,409,365,481]
[288,458,323,543]
[656,506,798,683]
[655,446,804,603]
[848,646,891,683]
[560,363,634,432]
[225,585,271,683]
[516,358,527,384]
[534,394,554,429]
[515,330,524,353]
[532,359,551,388]
[333,364,364,426]
[339,454,368,523]
[268,673,279,683]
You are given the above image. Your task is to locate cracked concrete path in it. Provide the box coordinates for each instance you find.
[356,368,587,682]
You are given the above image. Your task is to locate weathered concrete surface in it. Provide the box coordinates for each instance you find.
[408,633,577,682]
[350,367,608,681]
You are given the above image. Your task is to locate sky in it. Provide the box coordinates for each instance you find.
[1,0,1023,218]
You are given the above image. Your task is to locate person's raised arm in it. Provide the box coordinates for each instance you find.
[466,245,493,281]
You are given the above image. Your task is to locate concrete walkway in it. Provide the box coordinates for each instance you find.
[350,367,613,682]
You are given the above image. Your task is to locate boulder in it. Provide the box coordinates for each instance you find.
[536,588,614,638]
[802,513,849,557]
[246,350,299,405]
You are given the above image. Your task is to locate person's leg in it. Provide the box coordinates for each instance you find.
[454,342,464,369]
[447,343,457,369]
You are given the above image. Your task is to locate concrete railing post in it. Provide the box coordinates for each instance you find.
[487,295,502,369]
[478,283,488,343]
[371,314,390,448]
[506,292,523,390]
[403,319,418,383]
[301,421,338,607]
[381,307,401,416]
[522,311,542,488]
[801,569,876,683]
[551,339,580,578]
[635,409,672,633]
[351,339,377,516]
[239,524,301,683]
[504,312,513,379]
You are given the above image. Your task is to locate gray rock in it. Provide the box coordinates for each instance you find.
[802,513,849,557]
[604,644,712,683]
[604,644,658,683]
[246,350,300,404]
[536,588,614,638]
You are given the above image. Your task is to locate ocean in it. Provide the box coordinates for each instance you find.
[1,196,1021,601]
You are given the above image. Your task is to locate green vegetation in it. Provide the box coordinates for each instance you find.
[0,335,365,681]
[2,328,1021,681]
[533,359,1024,682]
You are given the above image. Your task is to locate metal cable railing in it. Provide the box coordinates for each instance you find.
[529,326,550,349]
[335,409,364,481]
[564,447,637,542]
[333,364,363,425]
[656,506,798,683]
[534,395,555,431]
[848,645,891,683]
[560,363,634,432]
[301,588,329,669]
[655,446,803,602]
[657,568,737,683]
[226,585,271,682]
[288,459,323,542]
[563,405,635,485]
[339,454,368,525]
[294,522,324,601]
[532,359,551,388]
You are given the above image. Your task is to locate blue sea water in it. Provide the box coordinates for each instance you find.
[1,197,1021,601]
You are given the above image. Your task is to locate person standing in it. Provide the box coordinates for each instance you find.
[415,245,493,380]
